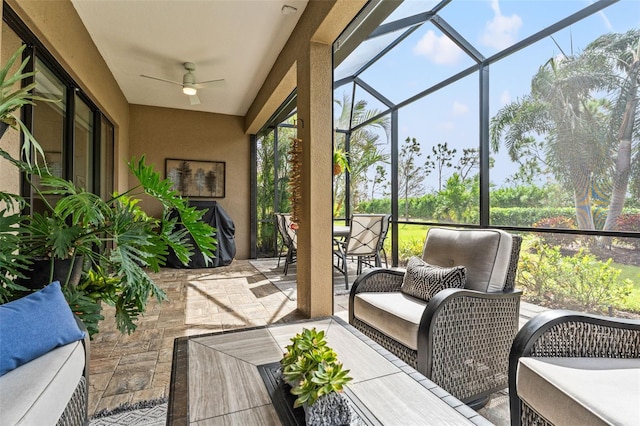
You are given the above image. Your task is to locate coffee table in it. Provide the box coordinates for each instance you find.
[167,316,489,425]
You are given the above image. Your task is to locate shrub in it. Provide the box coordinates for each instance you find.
[517,238,633,313]
[532,216,578,247]
[489,207,576,227]
[398,237,424,265]
[516,238,565,304]
[490,184,561,208]
[616,214,640,249]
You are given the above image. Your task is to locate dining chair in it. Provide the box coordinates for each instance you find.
[275,213,297,275]
[275,213,285,267]
[377,214,391,268]
[333,214,390,289]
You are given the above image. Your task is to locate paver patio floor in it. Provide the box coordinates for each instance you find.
[89,258,546,423]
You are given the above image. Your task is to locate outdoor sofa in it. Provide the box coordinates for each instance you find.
[0,282,90,425]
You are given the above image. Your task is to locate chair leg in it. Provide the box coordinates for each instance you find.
[284,249,293,276]
[343,253,349,289]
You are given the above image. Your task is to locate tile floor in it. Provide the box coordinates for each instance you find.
[88,259,352,415]
[88,258,546,423]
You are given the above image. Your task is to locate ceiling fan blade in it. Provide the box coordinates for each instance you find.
[140,74,183,86]
[195,78,226,88]
[189,93,201,106]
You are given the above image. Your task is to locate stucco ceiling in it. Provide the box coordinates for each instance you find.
[71,0,308,117]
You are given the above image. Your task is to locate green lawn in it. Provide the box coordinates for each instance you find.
[612,262,640,312]
[385,224,640,313]
[395,223,430,240]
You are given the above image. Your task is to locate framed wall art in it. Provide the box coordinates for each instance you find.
[165,158,225,198]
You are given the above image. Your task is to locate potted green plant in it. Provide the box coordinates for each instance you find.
[280,327,353,425]
[0,44,53,301]
[0,45,217,336]
[333,149,350,176]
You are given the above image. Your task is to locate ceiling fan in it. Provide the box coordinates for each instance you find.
[140,62,225,105]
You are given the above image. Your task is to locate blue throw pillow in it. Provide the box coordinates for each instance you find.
[0,281,86,376]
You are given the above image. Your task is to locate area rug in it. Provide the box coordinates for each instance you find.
[90,398,167,426]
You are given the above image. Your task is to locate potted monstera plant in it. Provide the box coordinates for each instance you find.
[280,328,353,425]
[0,45,217,336]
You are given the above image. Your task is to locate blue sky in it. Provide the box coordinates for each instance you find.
[335,0,640,194]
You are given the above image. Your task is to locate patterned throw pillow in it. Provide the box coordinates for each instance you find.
[400,256,466,301]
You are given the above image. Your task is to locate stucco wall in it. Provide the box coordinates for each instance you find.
[128,104,250,259]
[0,23,23,200]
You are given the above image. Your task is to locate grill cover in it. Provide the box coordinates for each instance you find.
[167,201,236,268]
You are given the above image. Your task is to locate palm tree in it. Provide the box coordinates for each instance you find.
[490,30,639,233]
[333,92,390,215]
[586,30,640,232]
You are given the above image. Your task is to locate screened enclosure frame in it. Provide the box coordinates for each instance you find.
[252,0,639,264]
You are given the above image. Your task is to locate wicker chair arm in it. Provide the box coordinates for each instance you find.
[350,267,405,294]
[417,288,522,403]
[510,309,640,359]
[348,268,405,324]
[508,310,640,426]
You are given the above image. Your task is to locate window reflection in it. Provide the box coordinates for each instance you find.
[32,59,65,214]
[74,95,93,191]
[100,116,114,200]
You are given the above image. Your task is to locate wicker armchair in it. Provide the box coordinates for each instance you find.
[509,310,640,426]
[349,227,522,408]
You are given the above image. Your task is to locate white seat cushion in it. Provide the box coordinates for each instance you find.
[517,357,640,426]
[0,340,85,425]
[354,292,427,350]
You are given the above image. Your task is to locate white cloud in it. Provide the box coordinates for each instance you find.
[500,90,511,106]
[413,30,461,65]
[452,101,469,116]
[481,0,522,51]
[440,121,455,131]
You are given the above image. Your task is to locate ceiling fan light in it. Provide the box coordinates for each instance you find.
[183,85,197,96]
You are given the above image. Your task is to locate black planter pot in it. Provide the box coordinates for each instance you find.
[19,257,84,290]
[0,122,8,138]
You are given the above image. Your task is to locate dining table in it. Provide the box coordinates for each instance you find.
[333,225,350,239]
